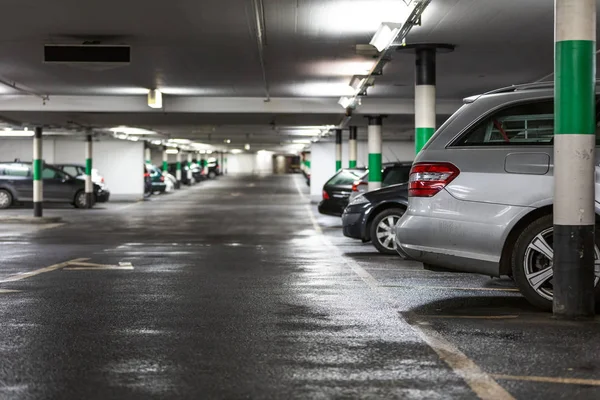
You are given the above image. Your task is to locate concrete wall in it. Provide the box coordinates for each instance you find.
[226,152,274,174]
[0,138,144,201]
[309,141,415,203]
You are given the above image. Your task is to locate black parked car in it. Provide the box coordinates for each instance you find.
[167,163,202,185]
[318,168,367,217]
[342,183,409,254]
[0,162,107,209]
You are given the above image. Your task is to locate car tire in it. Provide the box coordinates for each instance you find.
[511,214,600,311]
[208,171,216,179]
[73,190,90,209]
[369,208,405,255]
[0,189,13,209]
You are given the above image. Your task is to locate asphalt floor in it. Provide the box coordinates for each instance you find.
[0,174,599,399]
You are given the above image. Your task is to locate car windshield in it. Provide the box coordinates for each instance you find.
[326,169,366,186]
[382,165,411,187]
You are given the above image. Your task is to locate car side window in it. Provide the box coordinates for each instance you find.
[454,100,555,146]
[42,167,66,180]
[4,164,30,177]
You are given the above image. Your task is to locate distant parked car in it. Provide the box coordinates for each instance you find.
[146,164,167,194]
[394,82,600,310]
[318,168,367,217]
[0,162,107,209]
[343,184,408,254]
[164,173,178,192]
[349,162,413,202]
[167,163,199,185]
[206,161,220,179]
[143,165,152,197]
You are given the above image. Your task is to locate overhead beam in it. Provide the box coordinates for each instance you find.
[0,95,462,115]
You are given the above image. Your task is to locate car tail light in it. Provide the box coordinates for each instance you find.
[101,177,105,183]
[322,190,330,200]
[351,180,367,192]
[409,163,460,197]
[160,176,164,182]
[143,172,150,178]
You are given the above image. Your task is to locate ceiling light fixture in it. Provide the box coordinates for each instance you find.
[148,89,163,109]
[0,131,34,137]
[166,148,179,154]
[151,140,163,145]
[230,149,243,154]
[244,144,251,150]
[169,138,192,144]
[349,75,367,91]
[224,139,231,144]
[109,126,157,135]
[370,22,402,52]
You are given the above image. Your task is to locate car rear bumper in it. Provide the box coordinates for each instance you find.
[96,190,110,203]
[394,190,532,276]
[318,199,347,217]
[152,183,167,192]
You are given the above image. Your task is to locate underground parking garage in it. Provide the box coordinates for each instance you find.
[1,0,600,398]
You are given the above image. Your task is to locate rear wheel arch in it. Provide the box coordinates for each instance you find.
[366,202,407,240]
[499,205,553,275]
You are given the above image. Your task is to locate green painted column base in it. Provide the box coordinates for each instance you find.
[349,160,357,168]
[162,161,168,172]
[368,153,382,182]
[416,127,435,154]
[336,161,341,171]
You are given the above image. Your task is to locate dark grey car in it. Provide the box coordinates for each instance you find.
[0,162,103,209]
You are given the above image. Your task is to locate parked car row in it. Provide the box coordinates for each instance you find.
[0,161,110,209]
[144,161,221,197]
[322,82,600,311]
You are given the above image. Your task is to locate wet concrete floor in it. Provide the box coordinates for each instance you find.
[0,174,599,399]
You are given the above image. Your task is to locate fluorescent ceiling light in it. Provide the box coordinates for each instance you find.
[349,76,366,91]
[281,129,322,136]
[292,139,312,144]
[151,140,163,145]
[230,149,243,154]
[109,126,156,135]
[169,138,191,144]
[370,22,402,52]
[338,96,353,109]
[292,81,355,97]
[148,89,163,109]
[166,148,179,154]
[0,131,34,137]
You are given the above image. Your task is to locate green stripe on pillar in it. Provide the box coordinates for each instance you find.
[33,159,42,180]
[336,160,341,171]
[305,160,311,169]
[176,162,181,171]
[555,40,596,135]
[415,127,435,154]
[162,161,168,172]
[86,158,92,175]
[349,160,357,168]
[368,153,382,182]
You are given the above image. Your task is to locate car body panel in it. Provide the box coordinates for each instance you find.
[319,168,367,217]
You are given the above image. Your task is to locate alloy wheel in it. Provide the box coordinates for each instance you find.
[523,227,600,301]
[76,192,87,208]
[0,191,11,208]
[375,215,400,251]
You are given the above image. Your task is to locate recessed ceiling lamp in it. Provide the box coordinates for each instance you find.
[148,89,163,109]
[224,139,231,144]
[370,22,402,52]
[244,144,251,150]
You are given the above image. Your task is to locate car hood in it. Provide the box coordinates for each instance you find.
[364,183,409,202]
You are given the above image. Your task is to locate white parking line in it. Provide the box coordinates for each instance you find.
[302,201,515,400]
[0,258,89,284]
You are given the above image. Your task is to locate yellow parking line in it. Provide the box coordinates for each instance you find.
[381,285,519,292]
[0,258,89,284]
[492,374,600,386]
[0,289,20,294]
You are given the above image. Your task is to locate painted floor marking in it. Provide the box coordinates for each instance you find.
[491,374,600,386]
[0,289,21,294]
[381,284,519,292]
[302,200,515,400]
[0,258,89,283]
[420,315,520,320]
[63,261,134,271]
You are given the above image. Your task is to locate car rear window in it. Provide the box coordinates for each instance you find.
[382,165,411,186]
[326,169,366,186]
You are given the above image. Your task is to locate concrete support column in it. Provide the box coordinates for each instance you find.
[224,156,227,175]
[176,151,182,182]
[349,126,358,168]
[85,134,94,208]
[553,0,596,318]
[145,147,151,164]
[415,47,436,154]
[187,152,193,184]
[335,129,342,171]
[33,127,43,217]
[367,116,383,191]
[162,147,168,175]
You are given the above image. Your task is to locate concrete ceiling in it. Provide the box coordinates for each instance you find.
[0,0,596,151]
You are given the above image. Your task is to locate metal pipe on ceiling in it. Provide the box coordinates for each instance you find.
[251,0,270,102]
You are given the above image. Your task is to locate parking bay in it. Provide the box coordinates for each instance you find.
[0,174,599,399]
